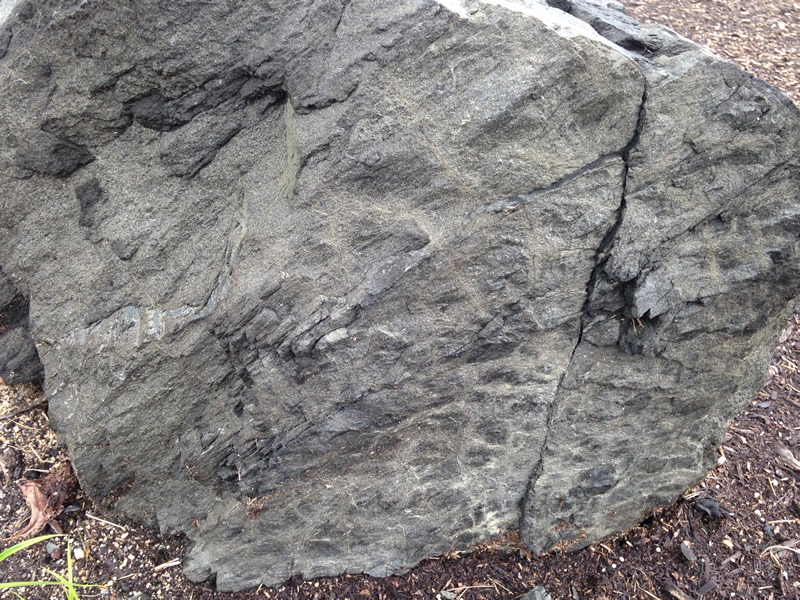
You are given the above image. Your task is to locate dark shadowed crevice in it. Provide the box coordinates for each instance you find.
[545,0,574,13]
[14,130,94,178]
[123,70,256,132]
[0,25,11,59]
[473,153,623,219]
[519,81,648,548]
[0,269,43,384]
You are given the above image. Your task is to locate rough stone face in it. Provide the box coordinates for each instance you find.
[0,268,43,384]
[0,0,797,591]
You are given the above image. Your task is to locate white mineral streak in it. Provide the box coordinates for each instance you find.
[433,0,620,45]
[63,302,210,351]
[0,0,21,25]
[433,0,474,16]
[61,255,238,350]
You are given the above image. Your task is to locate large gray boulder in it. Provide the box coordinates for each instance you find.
[0,0,797,591]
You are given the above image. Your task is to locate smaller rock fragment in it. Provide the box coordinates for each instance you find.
[679,541,697,562]
[522,586,554,600]
[0,446,23,483]
[45,540,62,560]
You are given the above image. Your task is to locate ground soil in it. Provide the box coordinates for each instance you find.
[626,0,799,106]
[1,1,799,598]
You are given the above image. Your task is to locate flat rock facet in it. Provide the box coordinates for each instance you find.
[0,0,797,591]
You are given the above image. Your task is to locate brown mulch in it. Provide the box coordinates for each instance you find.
[1,2,799,598]
[625,0,800,106]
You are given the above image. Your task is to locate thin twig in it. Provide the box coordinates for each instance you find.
[489,577,511,594]
[0,399,47,420]
[85,512,127,531]
[154,558,181,571]
[445,585,495,592]
[761,545,800,557]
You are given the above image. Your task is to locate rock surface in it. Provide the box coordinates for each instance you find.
[0,0,797,591]
[0,268,42,384]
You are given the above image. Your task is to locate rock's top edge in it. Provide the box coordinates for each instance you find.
[0,0,22,26]
[433,0,626,46]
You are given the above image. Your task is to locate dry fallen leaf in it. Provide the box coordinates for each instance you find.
[680,541,697,562]
[8,481,58,540]
[695,495,730,519]
[6,463,76,540]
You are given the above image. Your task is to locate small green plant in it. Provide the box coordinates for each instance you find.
[0,534,104,599]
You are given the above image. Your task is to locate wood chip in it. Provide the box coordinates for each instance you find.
[0,399,47,420]
[698,580,717,596]
[680,541,697,562]
[775,445,800,472]
[153,557,182,571]
[661,579,693,600]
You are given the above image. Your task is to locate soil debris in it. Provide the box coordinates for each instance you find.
[7,463,76,540]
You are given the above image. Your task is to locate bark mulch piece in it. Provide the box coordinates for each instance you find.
[625,0,800,106]
[1,1,799,597]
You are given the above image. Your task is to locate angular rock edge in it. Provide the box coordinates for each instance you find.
[0,268,43,385]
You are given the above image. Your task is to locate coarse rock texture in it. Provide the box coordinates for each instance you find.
[0,0,797,592]
[0,268,43,384]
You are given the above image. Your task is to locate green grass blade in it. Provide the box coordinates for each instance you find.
[43,568,76,600]
[0,581,65,588]
[42,566,104,595]
[2,535,104,598]
[0,535,64,562]
[42,568,68,583]
[65,539,77,599]
[66,540,74,583]
[36,571,103,590]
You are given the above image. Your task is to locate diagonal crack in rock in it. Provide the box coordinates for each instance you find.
[520,80,649,548]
